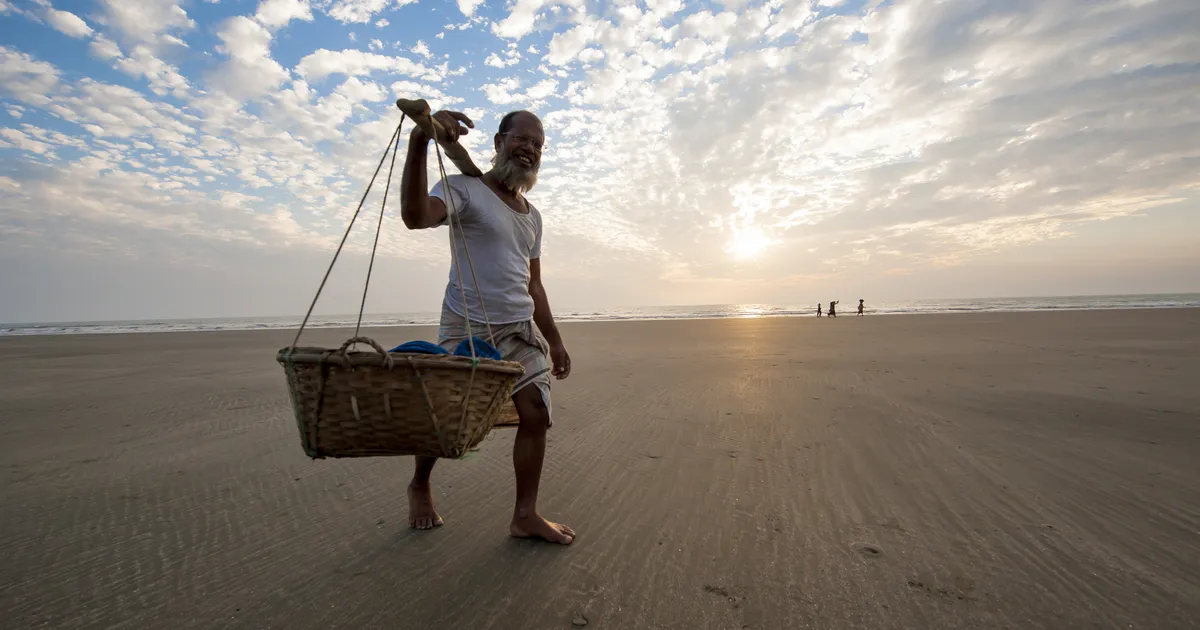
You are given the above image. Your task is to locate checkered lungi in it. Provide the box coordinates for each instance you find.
[436,304,553,427]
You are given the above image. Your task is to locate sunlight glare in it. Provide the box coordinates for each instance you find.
[727,227,774,260]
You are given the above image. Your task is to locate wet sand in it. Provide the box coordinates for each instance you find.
[1,309,1198,629]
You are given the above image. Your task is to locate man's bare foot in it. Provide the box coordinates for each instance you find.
[408,483,443,530]
[510,513,575,544]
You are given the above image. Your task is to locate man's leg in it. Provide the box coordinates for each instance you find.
[509,385,575,544]
[408,456,443,529]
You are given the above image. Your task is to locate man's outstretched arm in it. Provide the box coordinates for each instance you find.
[529,258,570,379]
[399,111,473,230]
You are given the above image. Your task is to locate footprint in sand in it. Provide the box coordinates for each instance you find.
[851,542,883,557]
[703,584,745,609]
[907,575,976,601]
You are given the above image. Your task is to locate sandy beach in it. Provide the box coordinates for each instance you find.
[1,309,1198,629]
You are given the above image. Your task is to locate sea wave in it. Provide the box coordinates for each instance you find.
[3,294,1198,336]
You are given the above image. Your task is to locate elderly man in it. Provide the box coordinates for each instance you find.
[399,108,575,545]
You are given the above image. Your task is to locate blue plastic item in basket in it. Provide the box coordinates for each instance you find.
[388,340,448,355]
[452,338,502,360]
[388,338,502,361]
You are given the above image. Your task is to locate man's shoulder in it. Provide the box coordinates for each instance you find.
[433,174,483,208]
[525,198,543,220]
[435,173,482,191]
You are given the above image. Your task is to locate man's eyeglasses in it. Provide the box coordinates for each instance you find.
[501,132,545,152]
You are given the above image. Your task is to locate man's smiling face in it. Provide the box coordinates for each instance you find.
[492,111,544,193]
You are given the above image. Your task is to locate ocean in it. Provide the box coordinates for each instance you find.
[2,293,1198,337]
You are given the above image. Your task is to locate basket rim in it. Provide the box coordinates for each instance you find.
[276,346,525,374]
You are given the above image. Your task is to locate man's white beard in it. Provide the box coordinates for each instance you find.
[491,151,539,193]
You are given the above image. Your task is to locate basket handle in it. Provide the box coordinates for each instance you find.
[338,336,394,369]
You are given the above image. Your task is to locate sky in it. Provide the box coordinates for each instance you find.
[0,0,1197,323]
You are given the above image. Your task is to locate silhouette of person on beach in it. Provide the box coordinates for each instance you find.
[828,301,838,317]
[816,303,822,317]
[857,299,864,316]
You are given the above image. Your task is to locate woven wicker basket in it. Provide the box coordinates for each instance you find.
[278,337,525,459]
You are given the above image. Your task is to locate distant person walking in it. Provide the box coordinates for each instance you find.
[816,303,823,317]
[828,301,839,317]
[857,299,865,316]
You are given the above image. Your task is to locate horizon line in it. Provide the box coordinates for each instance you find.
[4,291,1200,328]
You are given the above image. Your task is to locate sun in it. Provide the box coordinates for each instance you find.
[727,227,774,260]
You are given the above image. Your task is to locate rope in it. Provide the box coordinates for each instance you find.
[432,138,497,352]
[288,120,404,351]
[287,109,497,370]
[353,122,402,342]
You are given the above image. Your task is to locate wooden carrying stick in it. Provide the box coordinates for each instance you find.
[396,98,483,177]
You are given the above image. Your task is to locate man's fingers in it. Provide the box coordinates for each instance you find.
[430,112,463,141]
[429,113,473,144]
[433,111,473,131]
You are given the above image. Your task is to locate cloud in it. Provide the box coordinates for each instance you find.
[482,76,522,105]
[524,78,558,102]
[98,0,195,45]
[88,36,123,60]
[389,80,460,110]
[764,1,815,40]
[456,0,484,18]
[324,0,417,24]
[0,159,327,258]
[211,16,289,99]
[485,52,518,68]
[3,0,1200,322]
[294,48,440,82]
[0,126,54,156]
[518,0,1200,287]
[0,43,454,305]
[160,34,189,47]
[114,46,191,98]
[334,76,388,103]
[255,0,313,29]
[679,10,737,39]
[545,22,599,65]
[45,8,94,38]
[0,46,60,106]
[492,0,556,40]
[51,79,198,144]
